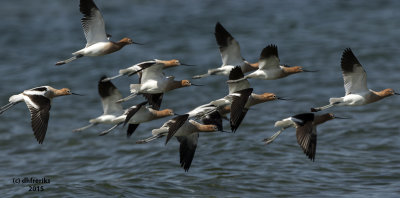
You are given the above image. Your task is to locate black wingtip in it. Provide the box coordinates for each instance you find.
[98,76,118,98]
[215,22,233,47]
[292,113,315,125]
[341,48,361,73]
[260,44,279,60]
[229,66,244,80]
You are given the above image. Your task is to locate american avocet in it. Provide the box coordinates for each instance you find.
[263,113,347,161]
[0,86,80,144]
[138,114,218,171]
[228,44,315,82]
[192,22,258,79]
[55,0,140,66]
[97,101,174,136]
[227,66,287,132]
[311,48,399,112]
[116,61,202,105]
[102,59,195,82]
[73,76,173,137]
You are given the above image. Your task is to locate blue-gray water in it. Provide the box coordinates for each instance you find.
[1,0,400,197]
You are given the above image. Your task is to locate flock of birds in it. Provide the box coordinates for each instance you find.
[1,0,398,172]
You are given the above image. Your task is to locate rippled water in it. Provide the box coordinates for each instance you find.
[1,0,400,197]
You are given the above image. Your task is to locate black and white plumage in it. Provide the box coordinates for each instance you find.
[311,48,399,112]
[264,113,346,161]
[192,22,257,79]
[0,86,76,144]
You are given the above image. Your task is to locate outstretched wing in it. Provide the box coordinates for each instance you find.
[80,0,108,47]
[98,76,123,115]
[295,122,317,161]
[230,88,253,132]
[25,95,51,144]
[165,114,189,144]
[341,48,368,95]
[258,44,280,70]
[215,22,244,67]
[177,133,199,172]
[227,66,250,94]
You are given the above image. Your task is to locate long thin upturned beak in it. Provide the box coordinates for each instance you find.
[132,41,144,45]
[277,97,292,100]
[71,93,83,96]
[334,116,350,119]
[394,92,400,95]
[191,83,204,86]
[303,69,318,72]
[180,63,196,67]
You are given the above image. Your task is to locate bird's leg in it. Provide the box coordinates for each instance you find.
[98,123,122,136]
[263,128,286,144]
[101,74,123,82]
[0,102,16,115]
[311,103,334,112]
[136,133,167,144]
[117,93,137,103]
[55,54,83,66]
[192,73,210,79]
[72,123,95,132]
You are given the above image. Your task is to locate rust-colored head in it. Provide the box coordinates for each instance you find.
[53,88,81,97]
[161,59,181,68]
[380,88,398,97]
[181,80,191,87]
[55,88,72,96]
[200,124,219,132]
[118,37,134,45]
[157,109,174,117]
[260,93,278,101]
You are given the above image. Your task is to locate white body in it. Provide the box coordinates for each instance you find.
[73,42,111,57]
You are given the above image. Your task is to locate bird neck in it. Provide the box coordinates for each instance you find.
[166,80,185,92]
[154,109,172,118]
[314,114,333,125]
[247,93,276,107]
[370,89,394,103]
[195,123,216,132]
[159,59,179,69]
[282,66,302,76]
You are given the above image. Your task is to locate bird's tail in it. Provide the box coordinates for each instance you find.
[55,54,83,66]
[98,123,121,136]
[274,119,293,128]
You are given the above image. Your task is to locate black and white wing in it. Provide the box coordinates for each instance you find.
[24,95,51,144]
[177,133,199,172]
[98,76,123,115]
[341,48,368,95]
[258,44,280,70]
[80,0,108,47]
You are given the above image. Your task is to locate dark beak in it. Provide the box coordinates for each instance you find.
[132,41,144,45]
[173,113,181,116]
[334,116,350,119]
[180,63,196,67]
[303,69,318,72]
[394,92,400,95]
[277,97,292,101]
[191,83,204,86]
[71,93,83,96]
